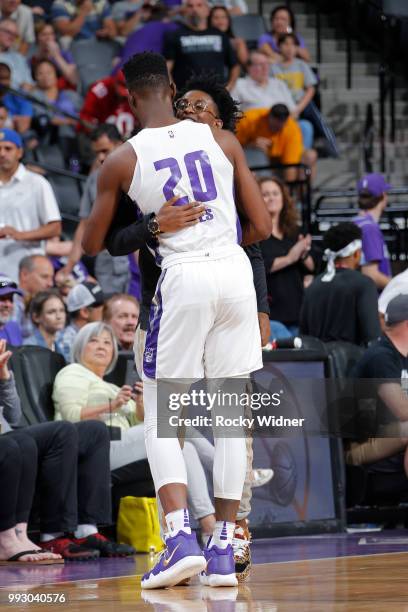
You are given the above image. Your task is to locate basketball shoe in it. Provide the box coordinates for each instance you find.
[141,531,206,589]
[199,541,238,587]
[232,521,251,582]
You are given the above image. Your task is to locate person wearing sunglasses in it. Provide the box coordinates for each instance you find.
[99,72,272,584]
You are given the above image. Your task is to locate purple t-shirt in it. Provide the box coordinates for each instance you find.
[114,21,179,73]
[353,213,391,277]
[258,32,306,53]
[0,321,23,346]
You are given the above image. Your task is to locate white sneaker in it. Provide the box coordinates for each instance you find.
[251,468,274,488]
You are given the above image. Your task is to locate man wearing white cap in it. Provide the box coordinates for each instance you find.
[300,222,381,345]
[58,281,104,362]
[353,173,392,290]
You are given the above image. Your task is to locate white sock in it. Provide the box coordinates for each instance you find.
[74,524,98,539]
[40,532,64,542]
[165,508,191,536]
[209,521,235,549]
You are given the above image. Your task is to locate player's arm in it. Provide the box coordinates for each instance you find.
[82,144,135,255]
[106,196,206,256]
[215,129,270,244]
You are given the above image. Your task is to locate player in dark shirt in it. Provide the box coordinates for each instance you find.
[300,223,381,345]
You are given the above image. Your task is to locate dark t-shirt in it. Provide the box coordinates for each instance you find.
[163,25,237,88]
[352,335,408,426]
[300,268,381,345]
[260,233,308,325]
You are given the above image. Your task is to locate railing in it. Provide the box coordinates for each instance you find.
[312,188,408,261]
[249,162,313,231]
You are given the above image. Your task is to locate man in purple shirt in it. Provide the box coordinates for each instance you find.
[0,274,23,346]
[353,173,392,290]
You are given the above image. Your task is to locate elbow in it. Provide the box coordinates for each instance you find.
[257,227,271,242]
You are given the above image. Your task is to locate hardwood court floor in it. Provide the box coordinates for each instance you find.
[1,552,408,611]
[1,533,408,610]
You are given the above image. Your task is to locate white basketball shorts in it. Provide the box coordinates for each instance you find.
[142,244,263,380]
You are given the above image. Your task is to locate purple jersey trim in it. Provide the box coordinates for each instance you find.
[143,269,167,378]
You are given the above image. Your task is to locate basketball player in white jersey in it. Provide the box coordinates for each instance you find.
[83,52,270,589]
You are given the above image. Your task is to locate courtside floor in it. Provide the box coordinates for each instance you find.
[1,532,408,610]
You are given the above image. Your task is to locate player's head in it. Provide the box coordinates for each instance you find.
[123,52,175,119]
[175,73,242,132]
[322,222,362,270]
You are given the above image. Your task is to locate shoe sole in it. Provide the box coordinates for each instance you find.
[199,572,238,587]
[141,555,206,589]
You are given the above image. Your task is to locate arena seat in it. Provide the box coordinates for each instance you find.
[9,346,66,425]
[70,39,122,94]
[244,147,271,174]
[231,14,266,49]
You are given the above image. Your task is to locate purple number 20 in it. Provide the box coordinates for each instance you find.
[153,150,217,205]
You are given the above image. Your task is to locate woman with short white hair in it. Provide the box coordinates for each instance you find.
[52,322,217,536]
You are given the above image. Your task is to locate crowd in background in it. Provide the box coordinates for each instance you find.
[1,0,408,564]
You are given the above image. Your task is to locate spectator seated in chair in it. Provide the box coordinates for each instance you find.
[0,60,32,134]
[0,274,23,346]
[103,293,139,352]
[208,5,248,66]
[236,103,317,182]
[258,4,310,63]
[23,289,66,356]
[300,222,381,345]
[29,22,78,90]
[346,295,408,499]
[0,338,134,561]
[59,281,105,363]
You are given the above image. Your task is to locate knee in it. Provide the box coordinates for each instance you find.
[76,420,110,446]
[18,433,38,463]
[0,437,21,466]
[52,421,78,450]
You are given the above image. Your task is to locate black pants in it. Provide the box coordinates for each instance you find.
[6,420,112,533]
[0,435,38,531]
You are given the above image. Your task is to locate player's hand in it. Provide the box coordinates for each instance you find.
[111,385,133,410]
[156,196,206,233]
[258,312,270,347]
[0,339,11,380]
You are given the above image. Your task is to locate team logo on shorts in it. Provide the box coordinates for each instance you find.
[144,347,154,363]
[168,130,174,138]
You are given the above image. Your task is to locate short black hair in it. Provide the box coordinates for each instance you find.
[269,104,290,121]
[277,32,299,47]
[358,190,384,210]
[322,222,362,253]
[90,123,122,143]
[176,72,242,133]
[123,52,170,92]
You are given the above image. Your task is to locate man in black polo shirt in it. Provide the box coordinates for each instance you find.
[300,222,380,345]
[346,294,408,484]
[163,0,240,90]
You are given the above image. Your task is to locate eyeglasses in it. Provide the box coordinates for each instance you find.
[175,98,220,120]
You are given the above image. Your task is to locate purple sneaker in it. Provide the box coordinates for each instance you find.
[200,543,238,587]
[141,531,206,589]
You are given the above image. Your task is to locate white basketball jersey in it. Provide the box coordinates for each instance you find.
[127,120,239,263]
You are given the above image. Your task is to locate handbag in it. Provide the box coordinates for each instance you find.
[117,496,164,554]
